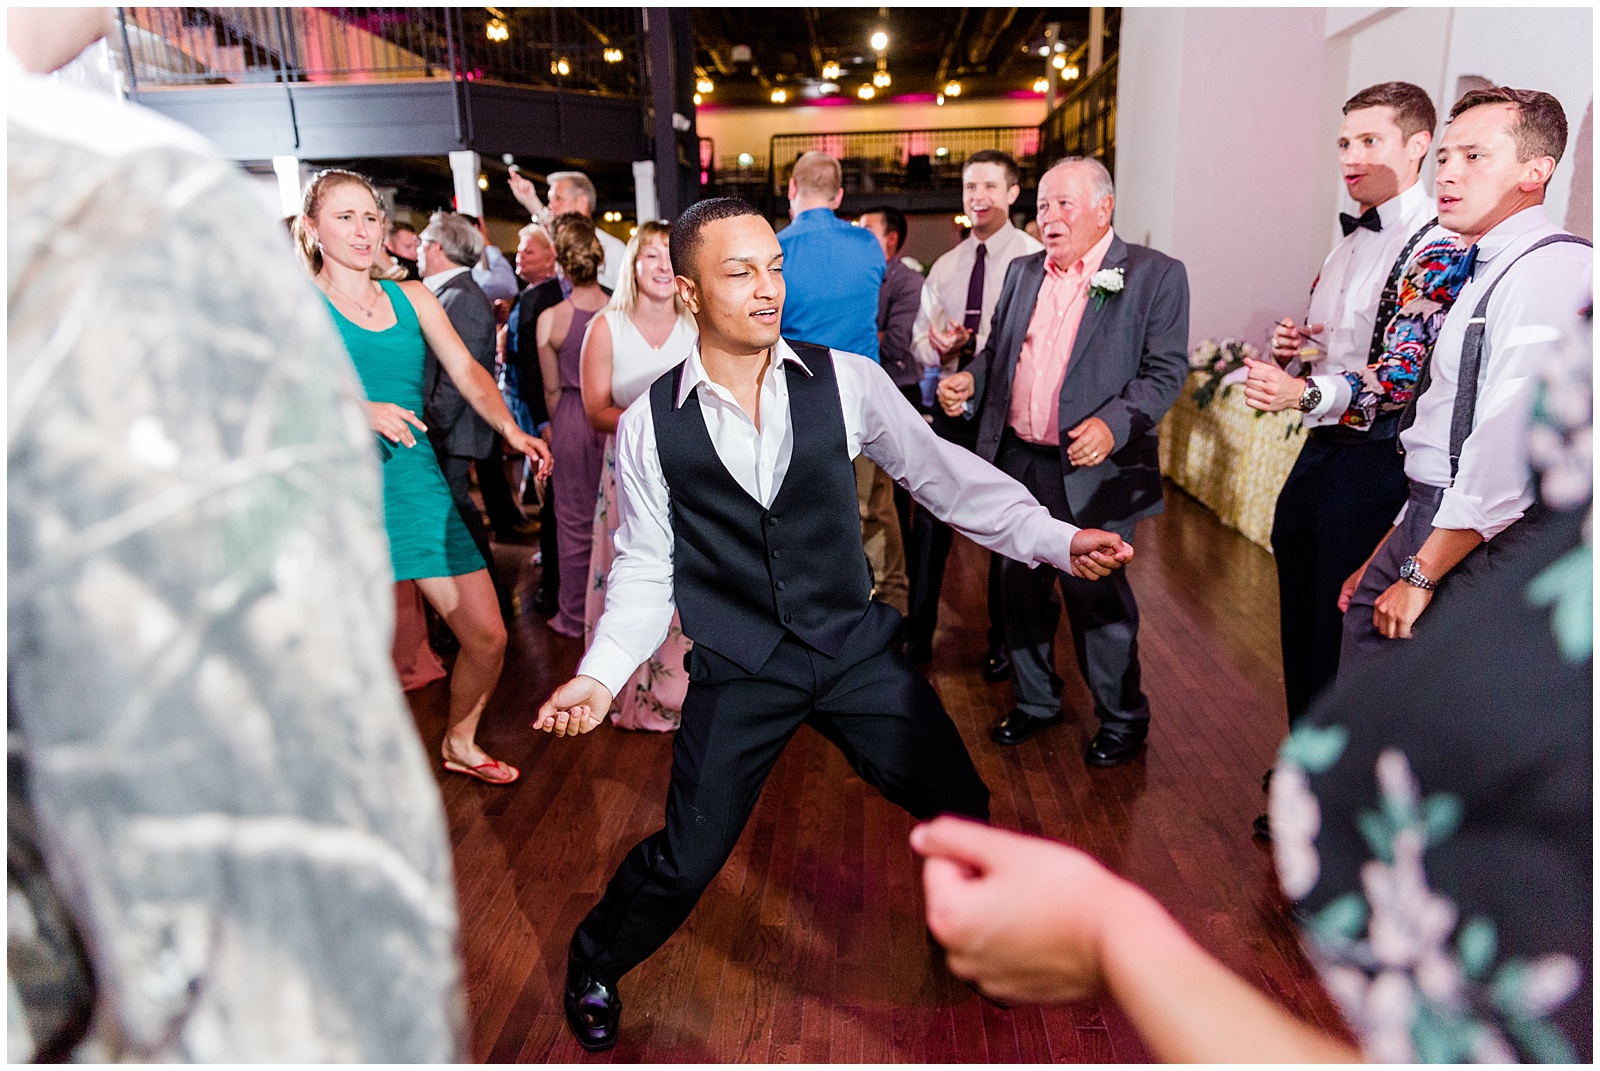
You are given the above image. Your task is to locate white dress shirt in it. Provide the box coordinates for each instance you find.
[596,228,628,293]
[1400,205,1592,538]
[578,338,1085,695]
[1301,180,1441,427]
[911,221,1043,371]
[421,264,470,292]
[471,244,519,304]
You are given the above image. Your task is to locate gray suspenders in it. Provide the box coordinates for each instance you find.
[1401,232,1592,481]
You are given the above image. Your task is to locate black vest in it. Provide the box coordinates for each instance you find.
[649,341,873,673]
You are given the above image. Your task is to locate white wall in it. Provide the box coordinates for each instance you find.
[1115,6,1594,350]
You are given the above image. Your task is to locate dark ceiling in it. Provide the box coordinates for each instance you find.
[691,7,1107,108]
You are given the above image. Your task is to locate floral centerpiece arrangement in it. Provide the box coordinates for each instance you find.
[1188,338,1259,410]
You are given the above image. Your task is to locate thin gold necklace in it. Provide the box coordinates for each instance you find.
[322,275,380,318]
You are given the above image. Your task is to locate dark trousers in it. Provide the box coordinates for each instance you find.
[438,453,506,599]
[996,431,1147,725]
[570,601,990,986]
[476,441,525,534]
[537,473,560,607]
[905,407,1004,651]
[1269,430,1408,724]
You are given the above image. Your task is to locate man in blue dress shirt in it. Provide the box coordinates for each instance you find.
[778,152,909,613]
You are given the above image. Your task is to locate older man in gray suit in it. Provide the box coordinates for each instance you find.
[939,158,1190,766]
[419,211,516,615]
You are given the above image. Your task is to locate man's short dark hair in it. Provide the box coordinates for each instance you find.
[388,219,417,237]
[963,149,1020,189]
[669,197,767,280]
[1343,81,1438,141]
[862,206,908,253]
[1449,86,1569,170]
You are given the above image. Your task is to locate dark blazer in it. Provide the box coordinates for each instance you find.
[508,277,564,427]
[424,270,499,460]
[878,256,926,389]
[968,235,1190,530]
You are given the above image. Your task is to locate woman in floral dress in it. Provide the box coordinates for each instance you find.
[579,222,699,730]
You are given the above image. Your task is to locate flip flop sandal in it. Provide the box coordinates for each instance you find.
[443,758,520,785]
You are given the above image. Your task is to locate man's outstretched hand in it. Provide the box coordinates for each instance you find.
[534,675,613,736]
[1067,529,1134,580]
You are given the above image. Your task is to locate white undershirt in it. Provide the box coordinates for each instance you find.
[577,338,1085,695]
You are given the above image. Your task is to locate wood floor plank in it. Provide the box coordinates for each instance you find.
[419,483,1354,1060]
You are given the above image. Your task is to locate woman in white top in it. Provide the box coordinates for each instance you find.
[579,221,699,730]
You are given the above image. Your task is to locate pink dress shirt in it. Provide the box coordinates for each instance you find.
[1007,227,1115,445]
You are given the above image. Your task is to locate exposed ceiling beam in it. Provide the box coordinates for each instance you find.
[800,7,824,78]
[991,9,1046,78]
[965,7,1017,71]
[933,7,968,84]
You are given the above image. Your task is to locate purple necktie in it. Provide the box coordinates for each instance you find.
[958,242,987,366]
[963,242,988,333]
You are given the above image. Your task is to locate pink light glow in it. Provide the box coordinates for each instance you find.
[1005,89,1044,100]
[890,92,938,104]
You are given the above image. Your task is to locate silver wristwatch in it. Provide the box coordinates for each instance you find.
[1398,556,1438,591]
[1296,380,1323,413]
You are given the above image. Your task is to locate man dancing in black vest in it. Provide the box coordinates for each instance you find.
[535,198,1134,1051]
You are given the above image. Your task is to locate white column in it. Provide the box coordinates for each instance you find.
[449,150,483,217]
[272,155,303,218]
[632,160,659,222]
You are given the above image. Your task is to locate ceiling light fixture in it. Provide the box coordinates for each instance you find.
[873,69,891,88]
[822,61,841,80]
[485,17,508,43]
[693,92,702,105]
[696,77,714,94]
[819,81,839,94]
[1051,53,1067,70]
[858,84,875,100]
[603,47,623,63]
[551,57,570,76]
[954,214,972,228]
[477,174,489,190]
[935,93,945,106]
[1033,77,1048,93]
[1064,65,1080,80]
[944,81,961,97]
[870,30,888,52]
[770,88,787,104]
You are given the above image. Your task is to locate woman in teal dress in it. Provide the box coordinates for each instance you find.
[296,169,552,785]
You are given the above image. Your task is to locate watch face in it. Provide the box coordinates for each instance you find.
[1399,558,1415,579]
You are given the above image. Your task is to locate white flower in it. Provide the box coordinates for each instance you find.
[1090,267,1124,293]
[1362,829,1459,970]
[1512,954,1583,1018]
[1269,762,1322,899]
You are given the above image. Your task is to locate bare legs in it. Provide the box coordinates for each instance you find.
[414,569,516,782]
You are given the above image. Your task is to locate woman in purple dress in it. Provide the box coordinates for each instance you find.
[536,214,609,637]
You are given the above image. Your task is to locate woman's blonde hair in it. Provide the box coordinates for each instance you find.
[291,168,405,280]
[604,220,689,320]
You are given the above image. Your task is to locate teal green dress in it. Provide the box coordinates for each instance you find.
[322,279,484,581]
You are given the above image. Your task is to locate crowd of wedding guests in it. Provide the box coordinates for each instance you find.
[7,5,1589,1057]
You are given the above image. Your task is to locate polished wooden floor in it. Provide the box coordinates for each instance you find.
[406,483,1354,1062]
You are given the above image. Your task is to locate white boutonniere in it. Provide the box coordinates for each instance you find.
[1089,267,1124,310]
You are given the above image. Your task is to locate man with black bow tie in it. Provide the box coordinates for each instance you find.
[1241,84,1450,835]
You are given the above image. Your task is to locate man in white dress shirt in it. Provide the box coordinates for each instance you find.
[532,197,1133,1052]
[507,168,627,292]
[905,150,1044,671]
[1241,83,1450,791]
[1339,86,1592,667]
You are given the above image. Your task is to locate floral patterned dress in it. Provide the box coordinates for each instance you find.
[1270,308,1593,1062]
[583,309,698,731]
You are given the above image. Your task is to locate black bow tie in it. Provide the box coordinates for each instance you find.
[1339,207,1382,236]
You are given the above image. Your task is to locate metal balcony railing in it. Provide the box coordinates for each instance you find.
[116,7,645,97]
[764,126,1043,200]
[1038,52,1118,176]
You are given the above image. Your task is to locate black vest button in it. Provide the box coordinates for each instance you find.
[771,548,781,559]
[768,515,779,526]
[783,612,794,623]
[776,580,786,590]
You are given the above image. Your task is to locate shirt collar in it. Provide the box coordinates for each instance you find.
[1471,204,1552,266]
[675,337,813,409]
[423,265,471,292]
[967,220,1017,252]
[1045,227,1115,279]
[1376,179,1431,230]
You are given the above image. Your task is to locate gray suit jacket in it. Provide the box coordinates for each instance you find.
[424,271,499,460]
[878,257,925,388]
[968,235,1190,530]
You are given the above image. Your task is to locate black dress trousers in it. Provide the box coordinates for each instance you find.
[569,601,990,986]
[1269,429,1408,724]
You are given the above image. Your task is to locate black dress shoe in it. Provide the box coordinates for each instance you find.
[990,708,1065,746]
[563,963,620,1052]
[981,643,1012,682]
[1252,813,1273,842]
[1084,723,1148,767]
